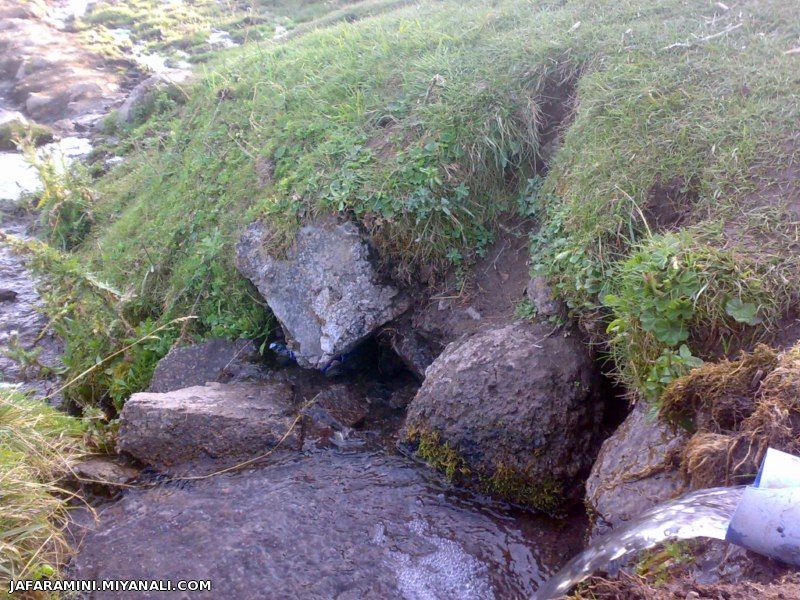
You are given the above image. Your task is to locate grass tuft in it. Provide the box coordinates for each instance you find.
[0,391,85,588]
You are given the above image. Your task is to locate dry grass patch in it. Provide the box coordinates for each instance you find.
[660,343,800,488]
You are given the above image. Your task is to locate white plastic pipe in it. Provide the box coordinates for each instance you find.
[725,448,800,566]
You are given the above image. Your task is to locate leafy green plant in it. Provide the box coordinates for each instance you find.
[23,143,94,251]
[604,235,703,348]
[516,176,546,217]
[642,344,704,402]
[725,298,762,326]
[601,233,775,401]
[514,297,537,320]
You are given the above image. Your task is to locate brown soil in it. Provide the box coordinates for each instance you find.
[644,175,699,231]
[410,215,534,349]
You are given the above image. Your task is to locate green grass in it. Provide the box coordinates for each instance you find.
[29,0,800,407]
[0,390,85,586]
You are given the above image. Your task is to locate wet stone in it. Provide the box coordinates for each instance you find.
[147,338,265,393]
[0,288,17,301]
[69,457,140,501]
[117,382,300,470]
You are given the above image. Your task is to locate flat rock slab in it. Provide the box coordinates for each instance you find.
[236,217,408,369]
[117,382,300,470]
[69,450,583,599]
[147,338,264,393]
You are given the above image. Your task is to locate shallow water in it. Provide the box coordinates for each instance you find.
[208,29,236,48]
[535,486,745,599]
[0,212,64,399]
[108,28,192,75]
[70,449,586,599]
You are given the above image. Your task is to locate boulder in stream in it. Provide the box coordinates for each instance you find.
[235,217,408,370]
[117,382,301,470]
[405,321,605,511]
[585,401,689,535]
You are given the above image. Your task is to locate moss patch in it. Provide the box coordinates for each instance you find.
[407,426,471,482]
[482,464,564,515]
[406,426,566,513]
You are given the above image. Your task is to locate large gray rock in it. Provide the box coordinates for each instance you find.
[585,401,689,535]
[236,217,408,370]
[118,382,300,470]
[406,321,604,508]
[148,338,264,393]
[116,74,186,124]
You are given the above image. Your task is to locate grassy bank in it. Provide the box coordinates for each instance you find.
[0,390,85,587]
[27,0,800,410]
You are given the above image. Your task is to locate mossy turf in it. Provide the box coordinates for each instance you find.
[26,0,800,409]
[0,120,53,151]
[664,342,800,488]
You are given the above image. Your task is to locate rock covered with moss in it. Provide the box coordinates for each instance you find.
[405,321,604,511]
[236,217,408,370]
[116,74,189,125]
[0,110,53,150]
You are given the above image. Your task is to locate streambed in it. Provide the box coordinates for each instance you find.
[70,449,586,599]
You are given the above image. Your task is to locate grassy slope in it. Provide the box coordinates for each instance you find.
[37,0,800,407]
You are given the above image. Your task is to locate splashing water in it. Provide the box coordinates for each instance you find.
[535,486,745,599]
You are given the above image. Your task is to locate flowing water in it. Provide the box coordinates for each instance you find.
[535,486,745,599]
[107,28,192,75]
[0,90,86,400]
[70,449,587,599]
